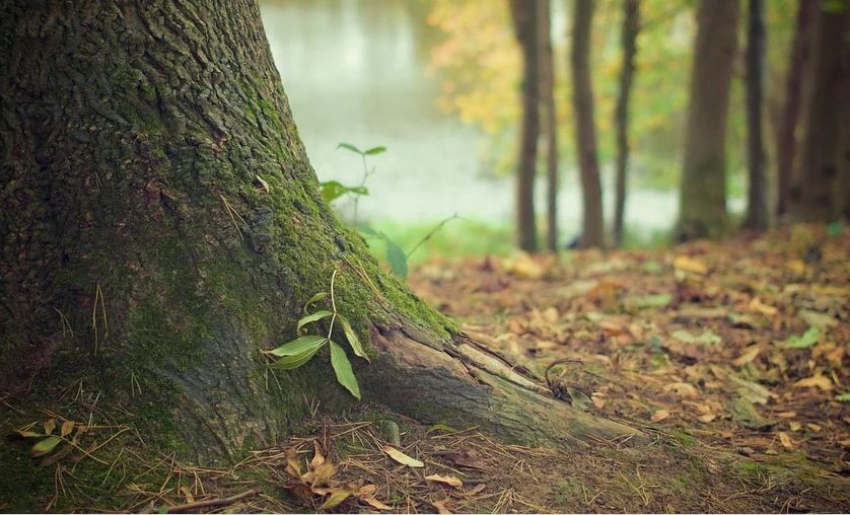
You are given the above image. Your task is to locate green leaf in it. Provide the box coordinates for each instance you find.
[385,238,409,279]
[15,430,43,438]
[671,329,722,346]
[364,146,387,155]
[336,315,369,361]
[425,424,459,435]
[320,180,349,203]
[304,291,327,310]
[784,327,821,349]
[826,222,843,236]
[297,310,332,332]
[358,226,382,238]
[329,341,361,400]
[30,436,62,457]
[270,345,323,370]
[347,185,369,196]
[836,393,850,403]
[266,335,328,357]
[626,293,672,309]
[337,142,363,155]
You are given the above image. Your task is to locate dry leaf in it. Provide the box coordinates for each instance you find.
[426,474,463,489]
[777,411,797,419]
[180,485,195,504]
[591,393,606,409]
[697,413,716,423]
[651,410,670,422]
[732,345,760,367]
[794,374,834,391]
[319,489,351,510]
[360,494,393,511]
[465,483,486,496]
[807,423,823,432]
[432,499,453,515]
[60,420,74,438]
[749,298,778,317]
[664,382,699,398]
[839,438,850,448]
[778,432,794,450]
[382,445,424,468]
[311,441,325,469]
[674,255,708,275]
[43,419,57,435]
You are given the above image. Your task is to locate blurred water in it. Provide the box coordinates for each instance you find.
[259,0,700,236]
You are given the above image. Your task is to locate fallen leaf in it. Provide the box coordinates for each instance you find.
[728,397,773,430]
[651,410,670,422]
[777,411,797,419]
[798,309,837,329]
[180,485,195,504]
[784,327,821,349]
[319,489,351,510]
[674,255,708,275]
[794,374,833,391]
[425,474,463,489]
[432,500,453,515]
[60,421,74,438]
[465,483,486,496]
[43,419,56,436]
[778,432,794,450]
[382,445,424,468]
[698,413,716,423]
[30,436,62,457]
[591,393,606,409]
[749,298,778,317]
[839,438,850,448]
[664,382,699,398]
[789,421,802,432]
[732,346,760,367]
[311,441,325,469]
[360,494,393,511]
[807,423,822,432]
[728,376,776,405]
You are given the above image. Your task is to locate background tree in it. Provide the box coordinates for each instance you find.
[794,2,850,221]
[677,0,740,240]
[613,0,640,248]
[777,0,815,217]
[571,0,605,248]
[744,0,768,231]
[509,0,540,252]
[0,0,638,464]
[538,0,559,252]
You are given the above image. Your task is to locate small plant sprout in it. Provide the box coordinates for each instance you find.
[263,270,369,399]
[319,142,386,225]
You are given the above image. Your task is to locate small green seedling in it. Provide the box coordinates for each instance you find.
[263,270,369,399]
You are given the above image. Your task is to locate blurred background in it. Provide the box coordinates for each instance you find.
[258,0,841,259]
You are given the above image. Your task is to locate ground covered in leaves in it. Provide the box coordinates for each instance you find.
[2,225,849,513]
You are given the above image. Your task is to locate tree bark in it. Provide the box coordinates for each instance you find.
[0,0,639,465]
[538,0,559,253]
[794,3,850,222]
[570,0,605,249]
[510,0,540,252]
[613,0,640,248]
[777,0,815,217]
[743,0,768,231]
[677,0,739,241]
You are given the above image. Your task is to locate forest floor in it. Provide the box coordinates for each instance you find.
[3,225,849,513]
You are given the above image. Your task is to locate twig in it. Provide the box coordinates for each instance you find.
[165,487,263,513]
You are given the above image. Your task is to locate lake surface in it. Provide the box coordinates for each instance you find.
[259,0,725,238]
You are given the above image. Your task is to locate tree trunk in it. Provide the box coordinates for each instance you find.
[539,0,559,253]
[839,43,850,219]
[794,4,850,222]
[570,0,605,249]
[613,0,640,248]
[743,0,768,231]
[677,0,739,241]
[777,0,815,217]
[0,0,639,465]
[510,0,540,252]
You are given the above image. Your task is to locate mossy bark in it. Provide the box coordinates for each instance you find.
[0,0,640,466]
[677,0,739,241]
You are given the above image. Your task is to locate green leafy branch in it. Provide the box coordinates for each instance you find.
[319,142,386,225]
[263,270,369,399]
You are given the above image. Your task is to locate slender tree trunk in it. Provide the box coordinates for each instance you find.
[794,4,850,221]
[677,0,739,241]
[0,0,639,466]
[539,0,559,252]
[570,0,605,249]
[839,43,850,219]
[744,0,768,231]
[777,0,815,217]
[510,0,540,252]
[613,0,640,248]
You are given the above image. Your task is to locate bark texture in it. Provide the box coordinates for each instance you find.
[777,0,815,217]
[510,0,540,252]
[613,0,640,248]
[570,0,605,249]
[538,0,559,252]
[794,4,850,222]
[744,0,768,231]
[0,0,639,466]
[677,0,739,241]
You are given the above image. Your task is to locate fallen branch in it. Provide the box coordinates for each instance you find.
[165,487,263,513]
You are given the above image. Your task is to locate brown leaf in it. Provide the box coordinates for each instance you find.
[651,410,670,422]
[382,445,424,468]
[794,374,833,391]
[360,494,393,511]
[318,489,351,510]
[60,420,74,438]
[43,419,57,436]
[674,256,708,275]
[732,345,760,367]
[310,441,325,469]
[664,382,699,398]
[778,432,794,450]
[431,499,453,515]
[425,474,463,489]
